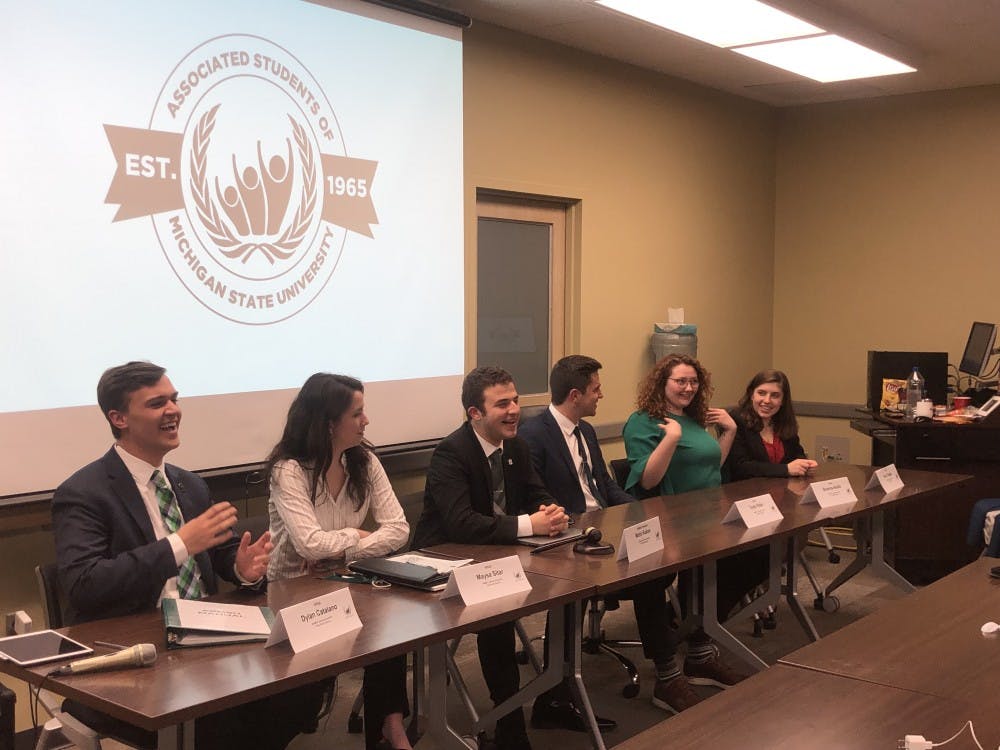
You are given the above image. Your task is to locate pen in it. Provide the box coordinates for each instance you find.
[94,640,126,650]
[413,548,466,560]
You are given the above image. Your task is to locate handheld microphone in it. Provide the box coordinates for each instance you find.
[54,643,157,675]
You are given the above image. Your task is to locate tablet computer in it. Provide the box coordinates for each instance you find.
[516,528,584,547]
[0,630,92,667]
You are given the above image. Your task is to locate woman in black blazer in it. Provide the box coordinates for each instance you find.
[726,370,818,480]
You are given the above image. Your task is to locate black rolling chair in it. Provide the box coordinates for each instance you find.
[575,457,647,698]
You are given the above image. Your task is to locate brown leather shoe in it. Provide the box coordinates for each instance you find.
[684,649,745,689]
[651,676,703,715]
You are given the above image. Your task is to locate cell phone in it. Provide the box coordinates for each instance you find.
[990,565,1000,579]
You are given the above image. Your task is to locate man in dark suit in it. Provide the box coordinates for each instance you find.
[519,355,707,716]
[52,361,321,749]
[413,366,569,750]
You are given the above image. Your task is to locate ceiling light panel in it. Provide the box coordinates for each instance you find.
[596,0,824,48]
[733,34,916,82]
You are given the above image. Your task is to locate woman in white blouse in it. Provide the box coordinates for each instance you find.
[267,373,411,750]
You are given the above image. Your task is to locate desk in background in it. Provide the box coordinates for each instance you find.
[852,414,1000,582]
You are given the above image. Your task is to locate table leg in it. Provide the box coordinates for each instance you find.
[426,606,569,750]
[824,514,915,598]
[870,512,916,593]
[157,719,194,750]
[783,537,820,642]
[427,641,475,750]
[565,600,607,750]
[700,560,769,672]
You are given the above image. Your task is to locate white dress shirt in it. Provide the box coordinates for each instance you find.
[267,454,410,580]
[114,444,196,604]
[470,430,533,537]
[548,404,602,512]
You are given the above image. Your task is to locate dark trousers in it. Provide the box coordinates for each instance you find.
[65,679,327,750]
[363,655,411,750]
[477,621,527,740]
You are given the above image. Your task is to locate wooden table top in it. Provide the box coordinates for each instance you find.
[779,555,1000,704]
[614,664,992,750]
[0,570,591,731]
[432,463,969,594]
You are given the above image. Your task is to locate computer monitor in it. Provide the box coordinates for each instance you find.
[958,322,997,377]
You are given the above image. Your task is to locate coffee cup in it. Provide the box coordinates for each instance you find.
[953,395,971,410]
[914,399,933,419]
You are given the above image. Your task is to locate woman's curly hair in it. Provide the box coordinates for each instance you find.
[635,354,713,427]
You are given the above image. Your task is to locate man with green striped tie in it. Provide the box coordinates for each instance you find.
[52,360,324,749]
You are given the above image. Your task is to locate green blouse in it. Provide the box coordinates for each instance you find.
[623,410,722,496]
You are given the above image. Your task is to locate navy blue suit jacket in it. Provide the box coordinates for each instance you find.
[52,447,243,624]
[413,422,554,548]
[519,408,633,514]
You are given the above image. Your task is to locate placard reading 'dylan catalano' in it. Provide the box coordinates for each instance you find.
[266,588,362,653]
[440,556,531,606]
[616,517,664,563]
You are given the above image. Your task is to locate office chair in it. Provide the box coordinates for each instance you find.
[33,562,151,750]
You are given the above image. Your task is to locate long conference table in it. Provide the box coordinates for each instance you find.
[0,463,969,750]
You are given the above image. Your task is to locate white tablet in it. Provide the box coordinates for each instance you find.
[0,630,92,667]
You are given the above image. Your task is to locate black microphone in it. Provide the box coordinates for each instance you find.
[54,644,157,675]
[581,526,602,544]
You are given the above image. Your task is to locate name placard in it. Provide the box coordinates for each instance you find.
[265,588,362,653]
[441,555,531,606]
[616,516,664,563]
[721,493,783,528]
[800,477,859,509]
[865,464,904,494]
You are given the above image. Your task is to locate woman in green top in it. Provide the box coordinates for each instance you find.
[624,354,764,658]
[624,354,736,497]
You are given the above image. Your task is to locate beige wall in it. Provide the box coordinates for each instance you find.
[464,24,778,414]
[774,85,1000,404]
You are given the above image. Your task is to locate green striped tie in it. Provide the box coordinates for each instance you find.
[151,470,204,600]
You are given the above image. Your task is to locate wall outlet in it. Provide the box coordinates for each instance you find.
[815,435,850,463]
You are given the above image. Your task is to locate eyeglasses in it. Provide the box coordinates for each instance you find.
[667,378,700,388]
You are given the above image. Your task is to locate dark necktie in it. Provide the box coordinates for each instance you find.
[488,449,506,514]
[151,470,204,600]
[573,427,605,508]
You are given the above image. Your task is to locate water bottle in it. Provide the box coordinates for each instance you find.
[906,366,925,418]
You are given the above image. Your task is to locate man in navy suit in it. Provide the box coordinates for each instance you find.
[520,355,714,717]
[52,361,321,749]
[413,365,570,750]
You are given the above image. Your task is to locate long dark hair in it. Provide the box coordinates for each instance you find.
[636,354,713,427]
[735,369,799,440]
[267,373,372,510]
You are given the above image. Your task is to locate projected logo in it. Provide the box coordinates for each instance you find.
[104,35,379,324]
